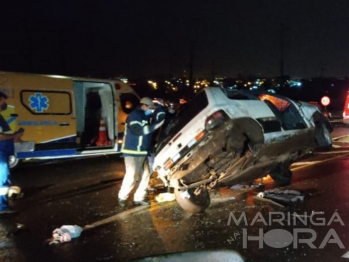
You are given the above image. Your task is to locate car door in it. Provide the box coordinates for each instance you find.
[15,75,77,150]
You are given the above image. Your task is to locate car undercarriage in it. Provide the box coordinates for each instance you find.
[159,116,331,214]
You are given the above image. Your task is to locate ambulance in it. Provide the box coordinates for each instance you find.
[0,71,140,167]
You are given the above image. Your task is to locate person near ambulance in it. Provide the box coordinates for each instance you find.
[147,98,170,175]
[118,97,164,207]
[0,92,23,214]
[147,98,177,191]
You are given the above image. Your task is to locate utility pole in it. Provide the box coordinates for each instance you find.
[280,23,284,77]
[189,43,194,91]
[211,59,215,82]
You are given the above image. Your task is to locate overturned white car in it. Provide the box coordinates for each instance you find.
[153,87,332,213]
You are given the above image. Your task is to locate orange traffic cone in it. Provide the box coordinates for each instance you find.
[96,117,110,146]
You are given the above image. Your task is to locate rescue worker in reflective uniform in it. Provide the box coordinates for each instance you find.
[0,92,23,214]
[118,97,164,207]
[147,98,168,175]
[147,99,176,191]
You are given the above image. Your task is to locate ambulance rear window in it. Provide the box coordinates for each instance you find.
[20,90,72,115]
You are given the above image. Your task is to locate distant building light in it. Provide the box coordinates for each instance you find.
[289,80,302,87]
[148,80,157,90]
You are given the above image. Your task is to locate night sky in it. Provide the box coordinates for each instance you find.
[1,0,349,79]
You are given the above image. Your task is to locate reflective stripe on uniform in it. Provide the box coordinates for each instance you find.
[156,112,166,122]
[155,119,164,130]
[0,186,9,196]
[121,126,147,154]
[121,125,128,151]
[130,120,143,126]
[137,136,143,151]
[143,125,151,135]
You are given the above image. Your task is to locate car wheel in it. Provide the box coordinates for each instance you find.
[269,164,293,186]
[174,186,210,214]
[315,123,332,151]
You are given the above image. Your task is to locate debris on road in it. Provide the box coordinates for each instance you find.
[49,225,83,245]
[155,192,175,202]
[256,189,305,206]
[253,196,286,209]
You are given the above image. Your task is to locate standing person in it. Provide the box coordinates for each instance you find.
[147,99,176,191]
[118,97,163,207]
[147,98,167,175]
[156,99,177,142]
[164,99,177,127]
[0,92,23,214]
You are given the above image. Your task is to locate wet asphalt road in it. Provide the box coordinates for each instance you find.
[1,125,349,261]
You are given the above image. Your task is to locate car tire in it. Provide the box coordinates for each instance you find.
[269,164,293,186]
[174,186,210,214]
[315,123,332,151]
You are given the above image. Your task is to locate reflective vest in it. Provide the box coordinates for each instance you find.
[121,108,152,156]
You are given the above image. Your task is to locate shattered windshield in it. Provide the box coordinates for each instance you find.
[156,90,209,154]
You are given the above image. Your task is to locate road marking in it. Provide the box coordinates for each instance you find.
[332,144,341,148]
[291,153,349,171]
[315,150,349,154]
[332,135,349,141]
[83,205,149,230]
[291,161,320,166]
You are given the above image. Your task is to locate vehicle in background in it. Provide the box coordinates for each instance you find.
[343,93,349,124]
[0,71,139,168]
[309,101,331,119]
[153,87,332,214]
